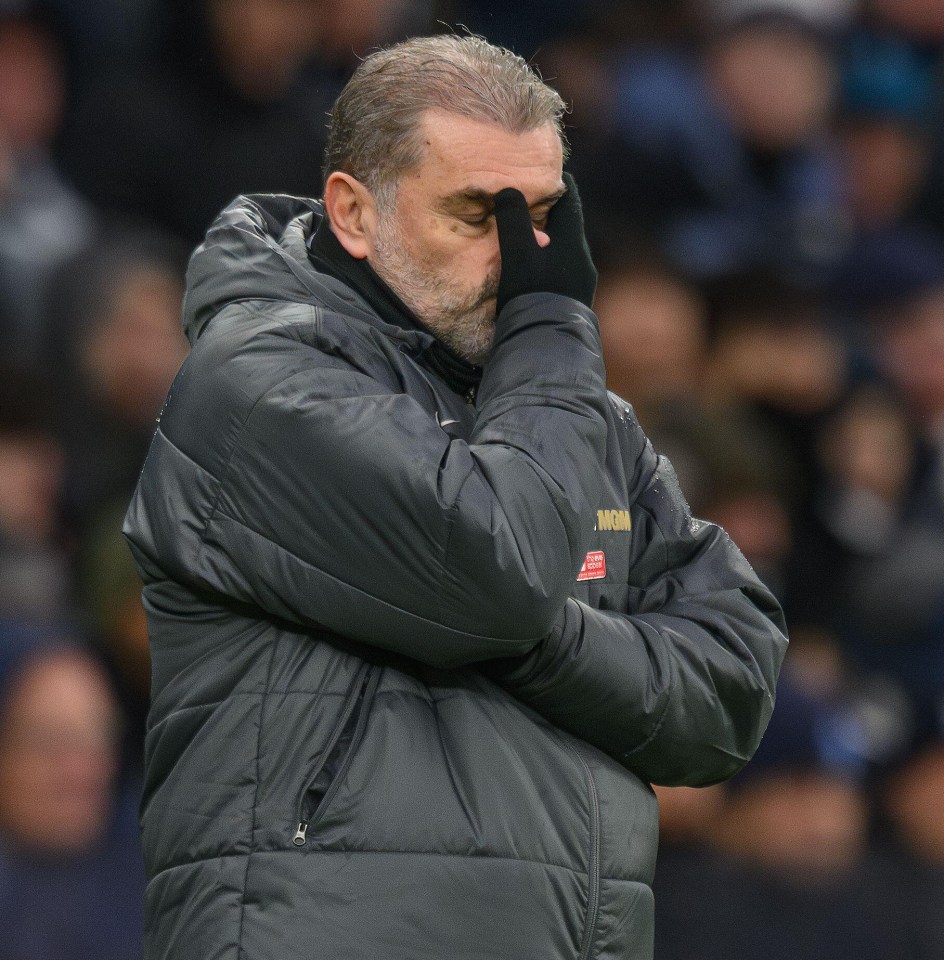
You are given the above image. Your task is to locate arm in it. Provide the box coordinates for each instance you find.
[125,292,607,669]
[483,405,788,786]
[126,176,606,669]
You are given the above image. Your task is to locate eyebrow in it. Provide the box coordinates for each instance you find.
[441,186,567,213]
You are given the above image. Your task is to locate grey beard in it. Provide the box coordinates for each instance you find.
[372,219,499,365]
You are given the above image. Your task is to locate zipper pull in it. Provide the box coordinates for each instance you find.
[292,822,309,847]
[465,385,477,405]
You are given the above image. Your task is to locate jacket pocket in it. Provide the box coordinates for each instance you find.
[291,663,379,846]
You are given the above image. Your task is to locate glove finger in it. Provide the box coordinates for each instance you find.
[544,172,585,242]
[494,187,538,259]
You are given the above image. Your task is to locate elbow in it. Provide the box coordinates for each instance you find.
[656,682,778,788]
[687,649,784,787]
[652,631,787,788]
[711,588,790,781]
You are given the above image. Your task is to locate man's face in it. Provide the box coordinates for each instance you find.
[367,109,565,364]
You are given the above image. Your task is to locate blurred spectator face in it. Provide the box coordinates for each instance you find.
[708,21,836,151]
[0,16,64,151]
[0,650,119,853]
[784,626,849,699]
[820,385,915,505]
[207,0,326,100]
[655,783,726,845]
[81,264,187,429]
[885,741,944,863]
[708,316,846,415]
[718,771,869,879]
[0,430,63,544]
[533,37,613,130]
[322,0,428,66]
[705,488,792,586]
[842,119,930,227]
[880,286,944,431]
[869,0,944,41]
[596,265,707,417]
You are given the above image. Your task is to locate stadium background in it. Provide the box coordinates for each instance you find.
[0,0,942,956]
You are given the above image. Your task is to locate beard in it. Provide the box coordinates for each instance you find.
[371,212,500,366]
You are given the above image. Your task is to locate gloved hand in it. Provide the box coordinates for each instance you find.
[494,172,597,312]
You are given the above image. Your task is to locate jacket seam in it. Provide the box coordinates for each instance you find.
[208,508,533,646]
[146,846,604,886]
[234,634,280,960]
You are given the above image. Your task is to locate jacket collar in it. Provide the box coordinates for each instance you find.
[306,216,482,399]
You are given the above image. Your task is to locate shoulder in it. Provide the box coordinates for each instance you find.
[604,391,659,491]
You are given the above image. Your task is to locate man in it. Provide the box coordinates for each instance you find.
[124,34,788,960]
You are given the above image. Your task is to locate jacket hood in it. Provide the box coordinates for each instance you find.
[182,194,384,345]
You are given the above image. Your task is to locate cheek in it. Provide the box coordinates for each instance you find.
[427,234,497,287]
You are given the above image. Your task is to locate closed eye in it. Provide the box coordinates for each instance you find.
[461,212,550,229]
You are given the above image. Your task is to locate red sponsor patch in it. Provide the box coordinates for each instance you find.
[577,550,606,581]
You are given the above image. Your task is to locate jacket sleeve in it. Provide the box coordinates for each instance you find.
[483,409,788,786]
[124,293,608,669]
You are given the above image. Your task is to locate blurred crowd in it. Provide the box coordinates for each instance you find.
[0,0,942,957]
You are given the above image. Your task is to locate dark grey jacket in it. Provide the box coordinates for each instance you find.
[124,195,787,960]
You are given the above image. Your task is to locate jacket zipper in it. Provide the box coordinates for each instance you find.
[577,755,602,960]
[292,664,378,846]
[557,739,602,960]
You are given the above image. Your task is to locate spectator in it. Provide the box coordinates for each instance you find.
[654,669,906,960]
[0,621,145,960]
[843,498,944,714]
[569,8,848,284]
[838,28,938,235]
[58,0,344,243]
[0,3,95,362]
[785,381,918,633]
[595,255,708,433]
[880,721,944,959]
[44,232,188,541]
[319,0,436,71]
[853,0,944,239]
[824,236,944,719]
[0,366,70,621]
[702,269,848,502]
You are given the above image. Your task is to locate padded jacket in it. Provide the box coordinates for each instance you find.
[123,194,788,960]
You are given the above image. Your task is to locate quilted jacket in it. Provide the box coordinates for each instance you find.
[124,194,788,960]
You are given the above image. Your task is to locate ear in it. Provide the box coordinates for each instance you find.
[323,172,378,260]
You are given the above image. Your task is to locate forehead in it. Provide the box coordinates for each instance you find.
[404,108,564,205]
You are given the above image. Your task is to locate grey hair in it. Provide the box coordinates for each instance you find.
[322,34,569,209]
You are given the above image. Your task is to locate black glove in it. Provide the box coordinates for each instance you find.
[494,172,597,312]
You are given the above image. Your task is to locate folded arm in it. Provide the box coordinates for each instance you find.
[125,293,608,668]
[484,407,789,786]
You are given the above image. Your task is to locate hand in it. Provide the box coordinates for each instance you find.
[494,172,597,312]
